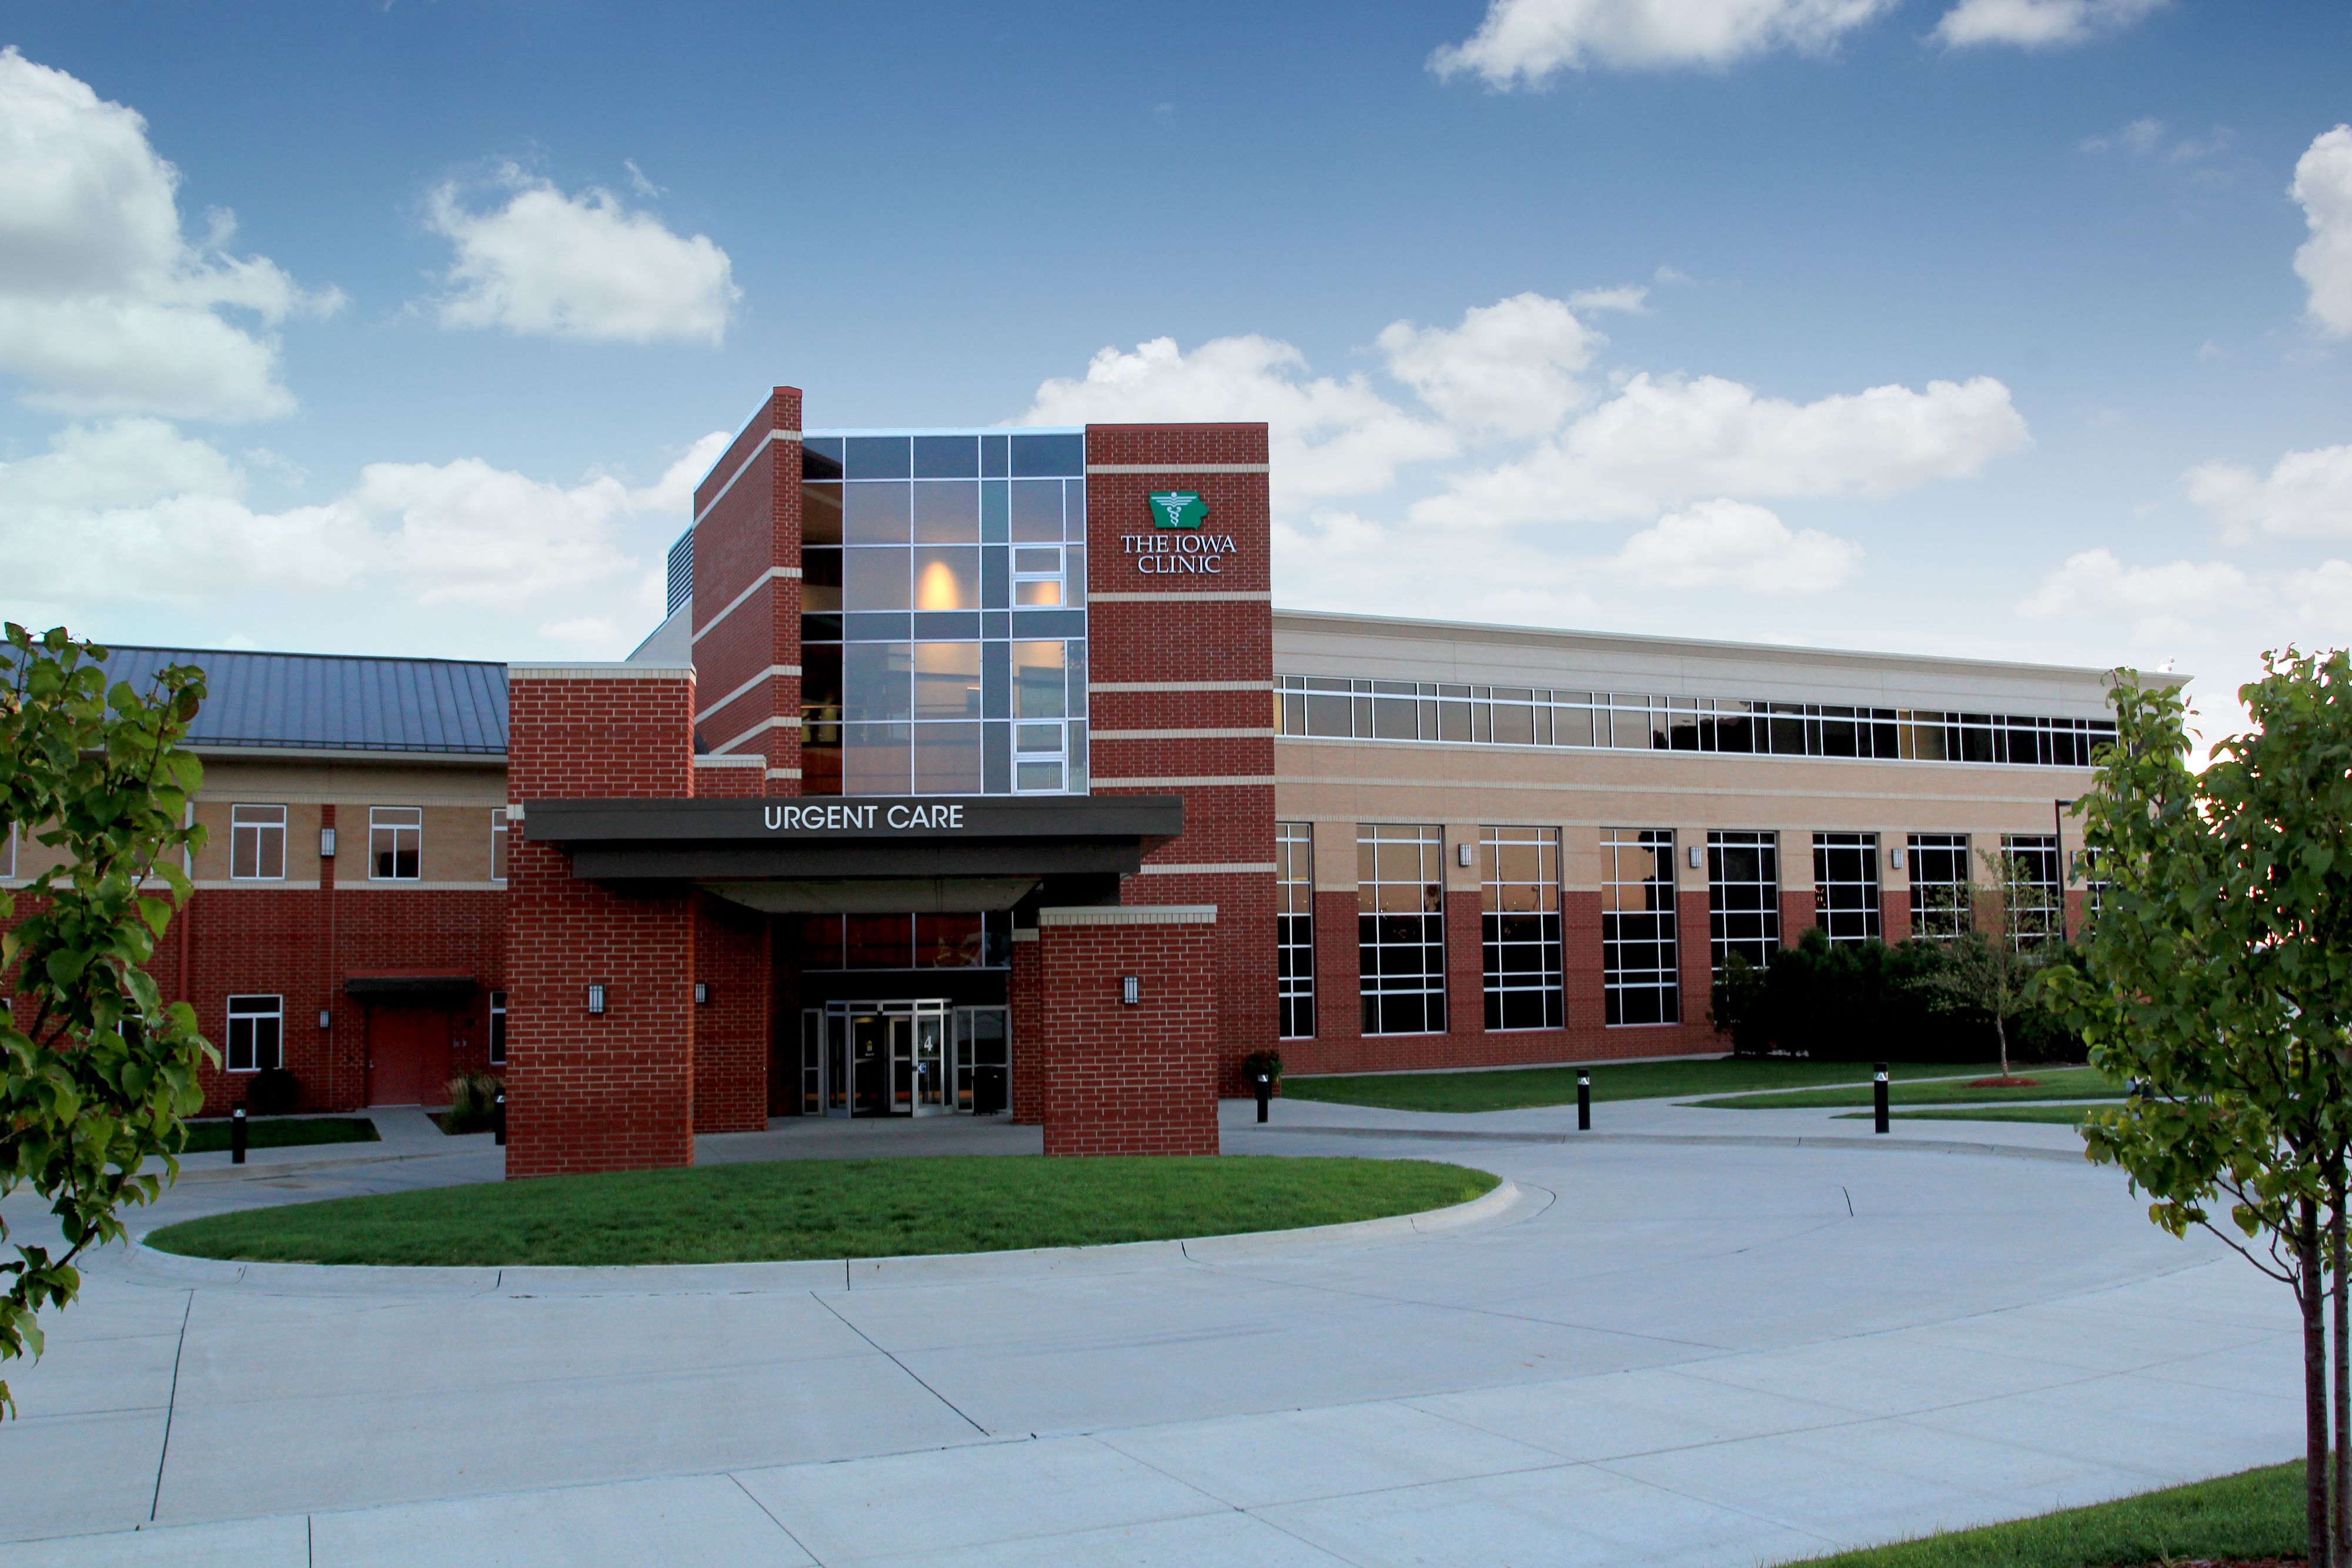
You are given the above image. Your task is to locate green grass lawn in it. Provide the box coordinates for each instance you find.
[1683,1064,2122,1112]
[1280,1058,2006,1115]
[142,1155,1499,1266]
[1779,1460,2298,1567]
[1833,1104,2102,1127]
[178,1116,381,1155]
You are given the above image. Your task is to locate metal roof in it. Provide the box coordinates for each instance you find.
[90,647,509,756]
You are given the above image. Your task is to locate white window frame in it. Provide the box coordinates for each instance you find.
[225,994,283,1074]
[1,821,15,882]
[1011,544,1067,607]
[489,989,507,1065]
[230,804,288,882]
[490,807,510,885]
[370,806,423,882]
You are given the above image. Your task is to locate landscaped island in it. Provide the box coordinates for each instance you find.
[142,1155,1499,1267]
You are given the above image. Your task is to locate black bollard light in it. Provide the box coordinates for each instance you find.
[1873,1061,1890,1135]
[1255,1072,1271,1124]
[1576,1068,1591,1132]
[494,1089,507,1147]
[231,1104,248,1165]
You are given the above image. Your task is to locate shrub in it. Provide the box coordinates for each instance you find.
[442,1071,505,1134]
[245,1068,300,1116]
[1709,928,2082,1063]
[1241,1049,1284,1085]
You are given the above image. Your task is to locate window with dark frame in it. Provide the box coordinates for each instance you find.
[1602,828,1680,1025]
[230,804,287,881]
[488,989,507,1065]
[226,994,283,1073]
[1706,830,1780,972]
[2001,833,2063,950]
[1277,822,1316,1040]
[1907,833,1972,941]
[370,806,422,881]
[490,807,510,884]
[1482,825,1563,1030]
[1358,824,1446,1036]
[1812,833,1882,945]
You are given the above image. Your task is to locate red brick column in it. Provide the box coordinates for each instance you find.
[1035,906,1218,1156]
[1445,887,1484,1040]
[691,894,769,1134]
[1296,887,1362,1074]
[1779,889,1817,943]
[691,387,804,793]
[1676,888,1718,1035]
[1009,929,1043,1124]
[506,664,697,1178]
[1882,888,1913,945]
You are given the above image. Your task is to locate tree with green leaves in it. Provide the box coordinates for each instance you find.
[1923,931,2044,1079]
[2046,650,2352,1567]
[0,625,212,1420]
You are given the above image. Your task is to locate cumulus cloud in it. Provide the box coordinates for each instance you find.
[1375,292,1604,439]
[0,47,341,422]
[1411,372,2030,527]
[2283,560,2352,641]
[1022,333,1455,510]
[0,418,730,609]
[1606,499,1862,593]
[1933,0,2165,49]
[1568,284,1650,315]
[2016,548,2257,639]
[2184,441,2352,540]
[425,166,739,346]
[2291,126,2352,338]
[1431,0,1897,83]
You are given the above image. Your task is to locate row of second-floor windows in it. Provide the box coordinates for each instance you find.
[222,806,511,883]
[1274,824,2073,1041]
[1274,676,2117,768]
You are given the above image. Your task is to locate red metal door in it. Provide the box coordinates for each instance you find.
[368,1005,451,1106]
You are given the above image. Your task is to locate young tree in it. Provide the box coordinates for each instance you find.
[1924,931,2043,1079]
[0,626,212,1420]
[2046,651,2352,1567]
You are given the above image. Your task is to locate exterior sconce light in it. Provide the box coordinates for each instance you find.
[318,1008,332,1031]
[1890,847,1906,871]
[320,827,337,858]
[1456,842,1474,868]
[693,982,709,1005]
[1688,845,1702,870]
[586,984,607,1015]
[1121,975,1140,1006]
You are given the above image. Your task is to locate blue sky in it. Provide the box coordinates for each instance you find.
[2,1,2347,740]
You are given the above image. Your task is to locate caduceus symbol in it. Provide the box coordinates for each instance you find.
[1155,494,1191,527]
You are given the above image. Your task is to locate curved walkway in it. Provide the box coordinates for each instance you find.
[0,1098,2297,1567]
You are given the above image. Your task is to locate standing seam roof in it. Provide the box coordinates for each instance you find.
[81,647,509,754]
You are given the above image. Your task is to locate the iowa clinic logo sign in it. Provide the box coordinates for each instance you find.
[1125,490,1238,575]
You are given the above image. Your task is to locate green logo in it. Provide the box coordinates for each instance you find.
[1148,490,1208,529]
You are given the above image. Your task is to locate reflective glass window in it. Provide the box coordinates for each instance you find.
[1277,823,1316,1040]
[913,435,978,479]
[1013,641,1067,719]
[843,723,911,795]
[1602,829,1679,1025]
[843,547,910,611]
[1010,432,1084,476]
[1812,833,1881,945]
[843,642,912,723]
[912,481,978,542]
[1482,827,1562,1030]
[911,546,979,611]
[1707,831,1779,972]
[1358,824,1446,1035]
[913,643,981,719]
[914,722,982,794]
[1010,480,1062,541]
[803,482,843,545]
[1909,833,1972,940]
[844,436,911,479]
[843,482,911,543]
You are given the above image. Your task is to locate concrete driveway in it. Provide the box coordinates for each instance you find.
[0,1096,2298,1567]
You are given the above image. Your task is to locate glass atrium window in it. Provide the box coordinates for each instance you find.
[800,429,1086,795]
[1706,830,1780,972]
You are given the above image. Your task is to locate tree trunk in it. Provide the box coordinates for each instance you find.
[2305,1200,2333,1568]
[2335,1184,2348,1564]
[1994,1013,2010,1079]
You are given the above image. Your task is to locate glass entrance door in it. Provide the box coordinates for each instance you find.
[807,1000,972,1116]
[912,1011,947,1116]
[953,1007,1010,1114]
[851,1010,890,1116]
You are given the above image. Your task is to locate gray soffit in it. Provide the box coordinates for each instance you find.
[88,646,509,755]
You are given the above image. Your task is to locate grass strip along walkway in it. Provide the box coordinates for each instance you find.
[143,1155,1499,1267]
[1685,1064,2122,1111]
[1835,1104,2104,1128]
[1781,1459,2298,1567]
[178,1116,380,1155]
[1281,1058,2006,1115]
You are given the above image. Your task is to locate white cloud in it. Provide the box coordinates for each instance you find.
[1411,372,2030,527]
[425,165,739,346]
[1022,334,1455,511]
[2283,560,2352,641]
[2016,548,2257,639]
[1606,499,1862,593]
[2184,441,2352,540]
[0,418,731,610]
[2080,116,2229,161]
[1568,284,1651,314]
[2291,126,2352,339]
[1933,0,2165,49]
[0,47,340,422]
[1376,293,1604,439]
[1431,0,1897,83]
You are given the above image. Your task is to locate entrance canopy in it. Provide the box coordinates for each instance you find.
[520,794,1183,913]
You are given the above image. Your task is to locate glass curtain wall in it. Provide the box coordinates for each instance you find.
[799,431,1088,795]
[1358,824,1446,1036]
[1482,826,1563,1029]
[1907,833,1972,941]
[2000,833,2063,950]
[1277,823,1315,1040]
[1706,830,1780,972]
[1812,833,1882,945]
[1602,828,1680,1025]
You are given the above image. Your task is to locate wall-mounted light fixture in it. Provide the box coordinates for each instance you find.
[319,826,337,858]
[1688,845,1702,870]
[1890,847,1906,871]
[586,984,607,1015]
[1456,842,1474,868]
[1120,975,1140,1006]
[693,982,709,1005]
[318,1008,332,1031]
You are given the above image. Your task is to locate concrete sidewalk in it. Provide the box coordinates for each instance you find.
[0,1112,2295,1567]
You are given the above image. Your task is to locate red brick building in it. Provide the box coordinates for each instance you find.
[2,387,2137,1173]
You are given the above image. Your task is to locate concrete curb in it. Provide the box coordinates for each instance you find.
[120,1179,1524,1298]
[1252,1124,2090,1164]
